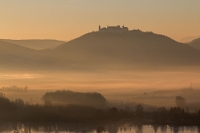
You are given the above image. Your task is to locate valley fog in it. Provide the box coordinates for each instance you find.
[1,69,200,108]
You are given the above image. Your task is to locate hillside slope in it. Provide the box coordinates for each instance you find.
[188,38,200,51]
[1,30,200,71]
[1,39,65,50]
[55,30,200,69]
[0,40,62,71]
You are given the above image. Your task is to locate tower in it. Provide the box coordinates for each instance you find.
[99,25,101,31]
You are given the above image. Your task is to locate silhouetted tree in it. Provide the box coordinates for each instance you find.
[15,98,25,107]
[154,107,168,122]
[169,107,186,122]
[175,96,186,109]
[44,100,52,107]
[0,95,13,110]
[0,92,5,97]
[135,104,144,119]
[198,110,200,120]
[0,85,28,92]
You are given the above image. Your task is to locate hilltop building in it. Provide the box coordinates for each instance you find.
[99,25,129,32]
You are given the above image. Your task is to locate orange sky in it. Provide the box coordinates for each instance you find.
[0,0,200,42]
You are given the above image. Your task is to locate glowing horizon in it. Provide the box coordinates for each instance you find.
[0,0,200,42]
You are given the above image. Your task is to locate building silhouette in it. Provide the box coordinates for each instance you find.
[99,25,129,32]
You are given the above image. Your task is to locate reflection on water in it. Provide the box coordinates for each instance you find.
[0,122,199,133]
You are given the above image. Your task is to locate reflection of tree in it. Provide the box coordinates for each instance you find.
[197,126,200,133]
[0,122,199,133]
[179,126,184,132]
[107,125,118,133]
[153,125,159,133]
[135,125,143,133]
[172,126,180,133]
[160,125,167,133]
[189,126,196,132]
[96,126,105,133]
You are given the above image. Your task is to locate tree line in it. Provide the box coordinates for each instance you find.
[0,94,200,125]
[0,85,28,92]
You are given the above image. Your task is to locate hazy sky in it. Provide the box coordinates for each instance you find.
[0,0,199,41]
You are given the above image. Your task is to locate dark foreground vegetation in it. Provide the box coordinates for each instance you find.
[0,94,200,125]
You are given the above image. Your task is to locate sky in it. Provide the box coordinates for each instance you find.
[0,0,200,41]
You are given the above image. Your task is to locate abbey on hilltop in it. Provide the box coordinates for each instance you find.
[98,25,129,32]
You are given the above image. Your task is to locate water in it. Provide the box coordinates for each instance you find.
[0,122,199,133]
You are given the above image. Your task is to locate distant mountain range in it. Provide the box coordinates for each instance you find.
[1,30,200,71]
[188,38,200,51]
[0,39,66,50]
[180,36,200,43]
[0,40,69,71]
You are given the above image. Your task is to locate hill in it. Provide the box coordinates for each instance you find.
[0,40,63,71]
[180,36,199,43]
[55,30,200,69]
[0,40,37,70]
[188,38,200,51]
[1,39,65,50]
[1,30,200,71]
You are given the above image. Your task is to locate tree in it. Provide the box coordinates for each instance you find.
[135,104,144,119]
[0,92,5,97]
[15,98,25,107]
[44,100,52,106]
[156,107,168,122]
[175,96,186,109]
[0,96,12,110]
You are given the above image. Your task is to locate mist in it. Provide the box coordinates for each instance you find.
[1,68,200,109]
[1,1,200,132]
